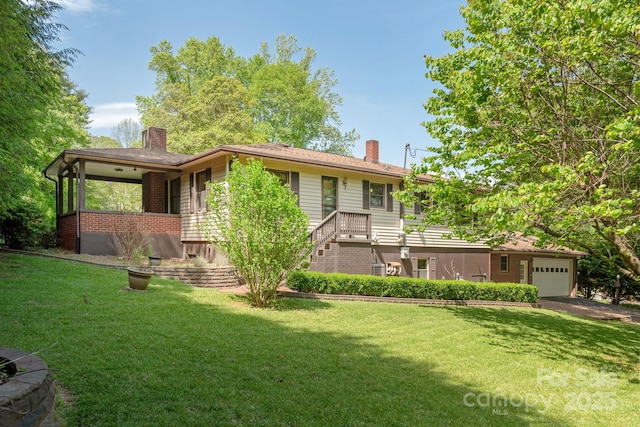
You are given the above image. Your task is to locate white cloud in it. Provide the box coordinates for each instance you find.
[89,103,140,132]
[56,0,97,13]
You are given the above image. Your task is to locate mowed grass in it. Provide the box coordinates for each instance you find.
[1,253,639,426]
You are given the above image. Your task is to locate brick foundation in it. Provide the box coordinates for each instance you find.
[310,242,374,275]
[311,242,491,280]
[80,211,181,235]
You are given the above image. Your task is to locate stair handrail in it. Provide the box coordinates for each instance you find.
[309,210,339,254]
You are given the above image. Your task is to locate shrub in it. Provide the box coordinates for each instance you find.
[203,159,312,307]
[111,212,149,260]
[0,199,55,250]
[191,256,208,267]
[287,271,538,303]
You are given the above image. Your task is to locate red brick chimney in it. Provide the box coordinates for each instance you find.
[365,139,379,163]
[142,127,167,151]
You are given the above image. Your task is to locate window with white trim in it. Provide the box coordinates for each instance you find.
[500,254,509,272]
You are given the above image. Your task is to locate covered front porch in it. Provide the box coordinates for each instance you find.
[43,128,188,258]
[56,211,182,258]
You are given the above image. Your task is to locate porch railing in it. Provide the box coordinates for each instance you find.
[309,211,371,255]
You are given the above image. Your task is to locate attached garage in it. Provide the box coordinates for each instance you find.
[532,257,573,297]
[491,237,585,298]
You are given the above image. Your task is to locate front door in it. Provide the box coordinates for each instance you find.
[322,176,337,218]
[519,260,529,284]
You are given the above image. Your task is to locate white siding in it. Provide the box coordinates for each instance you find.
[405,226,489,249]
[181,157,227,241]
[403,212,489,249]
[299,168,403,233]
[298,169,322,225]
[175,154,486,251]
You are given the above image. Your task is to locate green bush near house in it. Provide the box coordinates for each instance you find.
[287,270,538,303]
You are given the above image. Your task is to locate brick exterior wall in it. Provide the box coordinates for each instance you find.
[490,253,531,284]
[58,214,77,251]
[76,211,182,257]
[80,211,181,235]
[310,242,374,275]
[311,242,492,280]
[142,172,166,213]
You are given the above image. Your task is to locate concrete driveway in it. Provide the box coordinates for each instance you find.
[538,297,640,324]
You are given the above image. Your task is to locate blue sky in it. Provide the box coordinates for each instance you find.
[55,0,466,168]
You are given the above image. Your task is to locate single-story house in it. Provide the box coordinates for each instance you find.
[44,127,582,296]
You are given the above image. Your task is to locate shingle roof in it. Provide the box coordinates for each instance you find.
[45,142,433,182]
[65,147,192,165]
[184,143,432,181]
[496,236,587,256]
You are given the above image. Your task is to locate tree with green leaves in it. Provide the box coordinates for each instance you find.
[248,35,358,154]
[396,0,640,279]
[203,159,312,307]
[84,133,141,212]
[137,35,357,155]
[0,0,90,248]
[0,0,80,215]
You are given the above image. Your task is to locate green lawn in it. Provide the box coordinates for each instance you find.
[2,253,639,426]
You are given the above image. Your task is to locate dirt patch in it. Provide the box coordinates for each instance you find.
[54,381,75,409]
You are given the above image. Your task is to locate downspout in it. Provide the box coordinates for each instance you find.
[399,179,405,231]
[401,145,411,233]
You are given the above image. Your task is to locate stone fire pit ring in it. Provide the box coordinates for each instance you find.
[0,347,56,426]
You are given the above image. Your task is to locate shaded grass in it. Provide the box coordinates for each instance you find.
[1,253,639,426]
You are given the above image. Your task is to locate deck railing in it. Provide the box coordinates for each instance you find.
[309,211,371,255]
[339,211,371,238]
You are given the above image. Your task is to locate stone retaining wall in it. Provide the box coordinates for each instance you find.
[151,266,241,288]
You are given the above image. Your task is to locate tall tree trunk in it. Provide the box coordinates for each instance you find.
[610,233,640,281]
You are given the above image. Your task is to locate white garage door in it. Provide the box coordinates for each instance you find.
[532,258,572,297]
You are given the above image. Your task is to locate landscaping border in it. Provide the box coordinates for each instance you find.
[0,249,240,288]
[278,290,541,308]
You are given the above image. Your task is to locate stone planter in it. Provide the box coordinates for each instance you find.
[148,256,162,267]
[127,267,154,290]
[0,348,57,426]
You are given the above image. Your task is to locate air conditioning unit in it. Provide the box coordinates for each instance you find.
[372,263,386,276]
[400,246,410,259]
[386,262,401,276]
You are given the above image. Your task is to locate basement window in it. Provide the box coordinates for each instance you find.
[500,254,509,273]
